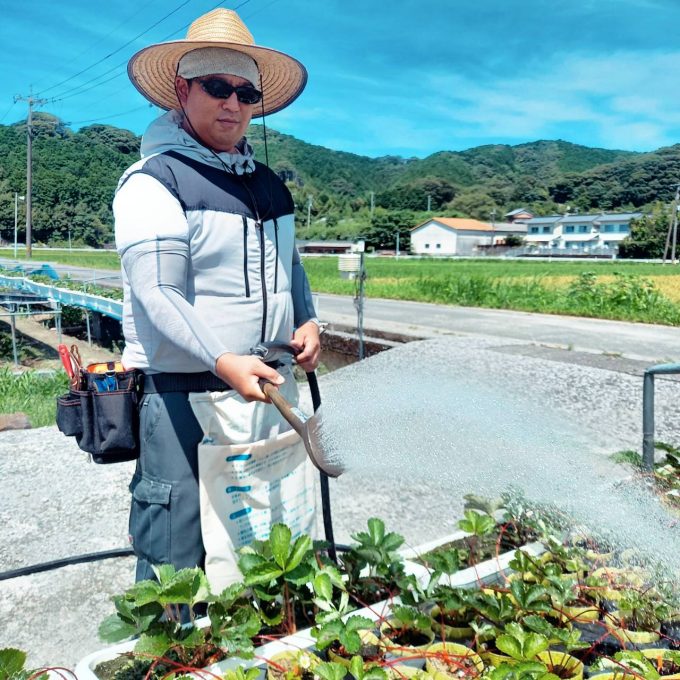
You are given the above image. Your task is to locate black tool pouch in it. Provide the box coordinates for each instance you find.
[56,369,140,464]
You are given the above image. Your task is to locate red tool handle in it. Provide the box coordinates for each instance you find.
[58,344,75,380]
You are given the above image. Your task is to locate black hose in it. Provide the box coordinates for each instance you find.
[0,546,135,582]
[307,370,337,563]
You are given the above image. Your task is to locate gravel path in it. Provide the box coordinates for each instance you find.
[2,335,679,670]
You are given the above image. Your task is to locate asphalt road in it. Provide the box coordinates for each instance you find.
[3,256,680,363]
[316,293,680,364]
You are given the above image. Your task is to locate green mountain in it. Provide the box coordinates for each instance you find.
[0,112,675,248]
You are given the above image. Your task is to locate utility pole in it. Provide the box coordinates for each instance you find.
[663,183,680,265]
[427,194,432,212]
[369,191,375,219]
[306,195,313,231]
[15,89,48,259]
[490,208,497,249]
[14,193,25,260]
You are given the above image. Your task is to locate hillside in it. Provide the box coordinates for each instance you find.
[0,111,676,248]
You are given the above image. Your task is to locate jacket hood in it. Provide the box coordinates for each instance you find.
[140,110,255,174]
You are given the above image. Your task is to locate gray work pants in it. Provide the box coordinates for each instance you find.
[128,391,205,582]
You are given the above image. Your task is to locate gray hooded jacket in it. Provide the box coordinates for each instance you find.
[113,111,316,374]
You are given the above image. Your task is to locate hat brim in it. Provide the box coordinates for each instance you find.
[128,41,307,117]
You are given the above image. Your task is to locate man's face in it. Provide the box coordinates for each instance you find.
[175,74,255,153]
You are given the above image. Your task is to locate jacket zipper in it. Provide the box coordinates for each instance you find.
[242,216,251,298]
[273,217,279,294]
[256,220,267,342]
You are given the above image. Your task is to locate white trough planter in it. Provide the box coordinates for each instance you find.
[400,530,545,588]
[75,532,542,679]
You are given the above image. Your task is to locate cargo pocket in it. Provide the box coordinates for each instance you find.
[128,472,172,565]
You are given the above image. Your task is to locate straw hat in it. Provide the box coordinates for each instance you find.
[128,8,307,117]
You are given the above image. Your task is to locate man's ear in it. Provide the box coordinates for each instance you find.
[175,77,190,106]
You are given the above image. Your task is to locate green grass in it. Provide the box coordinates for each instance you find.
[0,368,69,428]
[302,257,680,325]
[0,248,120,270]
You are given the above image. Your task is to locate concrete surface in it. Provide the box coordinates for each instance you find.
[3,327,680,669]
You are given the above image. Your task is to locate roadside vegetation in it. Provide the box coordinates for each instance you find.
[0,368,68,427]
[3,254,680,427]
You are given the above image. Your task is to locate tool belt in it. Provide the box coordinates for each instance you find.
[56,363,142,465]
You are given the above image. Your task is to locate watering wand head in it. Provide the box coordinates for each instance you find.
[258,380,344,478]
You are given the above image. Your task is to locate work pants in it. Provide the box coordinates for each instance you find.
[128,391,205,582]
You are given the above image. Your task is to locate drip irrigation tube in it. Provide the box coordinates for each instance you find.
[307,370,338,563]
[0,370,338,581]
[0,547,135,582]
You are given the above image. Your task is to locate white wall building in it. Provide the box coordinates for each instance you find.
[410,218,494,255]
[524,212,642,253]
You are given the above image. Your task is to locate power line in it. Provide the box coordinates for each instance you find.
[31,0,162,91]
[0,101,17,124]
[36,0,193,98]
[45,0,251,104]
[68,104,154,126]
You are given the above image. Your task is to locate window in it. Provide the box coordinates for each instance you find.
[542,226,551,234]
[603,225,615,232]
[578,225,589,233]
[564,226,575,234]
[424,243,430,249]
[618,224,629,232]
[530,227,539,234]
[436,243,441,249]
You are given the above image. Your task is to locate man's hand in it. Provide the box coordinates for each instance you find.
[215,353,283,402]
[291,320,321,372]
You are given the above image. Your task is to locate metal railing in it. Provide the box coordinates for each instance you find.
[0,274,122,320]
[642,363,680,470]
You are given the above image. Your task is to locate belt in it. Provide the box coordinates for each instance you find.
[140,360,287,394]
[141,371,231,394]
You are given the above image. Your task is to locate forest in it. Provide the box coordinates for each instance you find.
[0,112,678,253]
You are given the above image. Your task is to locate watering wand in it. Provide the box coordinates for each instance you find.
[250,341,344,478]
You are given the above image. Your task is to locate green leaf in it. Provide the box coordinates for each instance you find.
[345,616,374,633]
[367,517,385,545]
[286,533,312,571]
[98,614,140,643]
[152,563,177,584]
[244,561,283,585]
[339,628,362,654]
[523,633,550,660]
[314,572,334,602]
[134,631,175,658]
[270,523,292,568]
[349,655,364,680]
[315,662,347,680]
[0,649,27,680]
[126,580,161,606]
[496,634,524,661]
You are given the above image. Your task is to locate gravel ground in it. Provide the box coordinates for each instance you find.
[2,334,680,670]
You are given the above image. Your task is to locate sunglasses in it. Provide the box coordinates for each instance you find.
[195,78,262,105]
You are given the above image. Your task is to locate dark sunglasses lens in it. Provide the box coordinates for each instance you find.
[236,86,262,104]
[200,79,233,98]
[200,79,261,104]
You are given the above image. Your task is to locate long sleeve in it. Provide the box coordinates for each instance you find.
[291,246,318,327]
[120,238,229,370]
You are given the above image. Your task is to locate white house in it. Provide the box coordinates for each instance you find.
[524,212,642,253]
[410,218,495,255]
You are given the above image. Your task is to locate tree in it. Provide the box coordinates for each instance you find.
[618,206,670,259]
[364,210,414,250]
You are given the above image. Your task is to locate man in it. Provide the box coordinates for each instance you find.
[114,8,320,581]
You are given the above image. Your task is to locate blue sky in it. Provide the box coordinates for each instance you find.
[3,0,680,158]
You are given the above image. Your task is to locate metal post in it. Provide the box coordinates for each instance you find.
[55,302,62,344]
[13,193,18,260]
[642,370,655,471]
[9,306,19,367]
[357,251,365,360]
[85,310,92,346]
[396,232,400,258]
